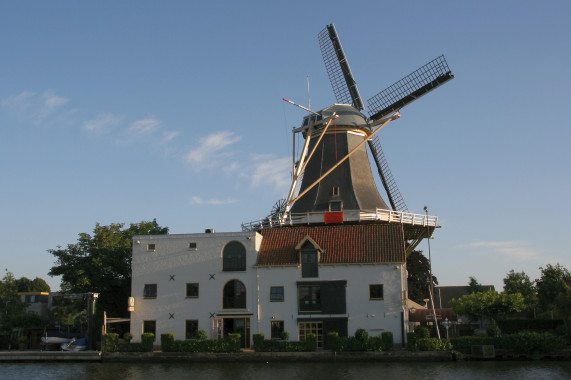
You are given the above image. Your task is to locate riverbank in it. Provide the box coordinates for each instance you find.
[2,349,570,363]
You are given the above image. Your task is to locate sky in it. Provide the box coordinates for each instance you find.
[1,1,570,293]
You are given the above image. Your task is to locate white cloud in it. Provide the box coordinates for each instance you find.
[184,131,241,168]
[1,90,70,124]
[83,113,122,132]
[463,240,539,260]
[1,91,36,112]
[162,130,181,143]
[128,118,162,136]
[191,196,238,205]
[248,154,291,193]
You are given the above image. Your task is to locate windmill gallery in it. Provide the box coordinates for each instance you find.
[127,24,454,349]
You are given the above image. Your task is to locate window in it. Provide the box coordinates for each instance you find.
[369,284,384,300]
[301,245,318,278]
[271,321,284,340]
[329,200,343,212]
[185,320,199,339]
[188,242,197,250]
[298,284,321,312]
[222,241,246,271]
[143,284,157,298]
[223,280,246,309]
[143,320,156,340]
[270,286,284,302]
[186,283,199,298]
[298,321,323,347]
[147,243,156,251]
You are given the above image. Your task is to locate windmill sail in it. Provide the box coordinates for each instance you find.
[367,55,454,122]
[368,135,408,212]
[318,24,364,110]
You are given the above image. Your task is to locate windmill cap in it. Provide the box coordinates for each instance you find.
[317,104,369,130]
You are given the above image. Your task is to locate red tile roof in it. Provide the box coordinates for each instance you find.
[257,223,405,266]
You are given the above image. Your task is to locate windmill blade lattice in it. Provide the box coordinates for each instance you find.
[367,55,454,122]
[318,24,364,110]
[368,135,408,212]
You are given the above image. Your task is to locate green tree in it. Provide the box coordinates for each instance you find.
[406,250,438,304]
[48,219,168,318]
[503,270,536,312]
[467,276,484,294]
[0,270,50,330]
[16,277,51,293]
[554,284,571,330]
[450,290,525,327]
[535,263,571,313]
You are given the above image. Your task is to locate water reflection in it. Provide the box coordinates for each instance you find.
[1,361,571,380]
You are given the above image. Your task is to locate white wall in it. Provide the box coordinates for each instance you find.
[130,231,260,342]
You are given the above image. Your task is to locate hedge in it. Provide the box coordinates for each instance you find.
[450,332,565,353]
[103,333,154,352]
[163,335,241,353]
[253,332,317,352]
[496,319,564,334]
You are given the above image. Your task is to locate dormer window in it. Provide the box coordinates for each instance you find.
[295,237,322,278]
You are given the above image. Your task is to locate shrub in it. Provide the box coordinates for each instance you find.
[281,331,290,341]
[141,333,155,352]
[415,326,431,339]
[253,333,265,348]
[487,325,501,337]
[327,331,339,350]
[366,336,383,351]
[354,328,368,341]
[337,336,367,351]
[305,333,317,351]
[381,332,393,350]
[103,333,119,352]
[407,332,418,350]
[161,333,175,352]
[495,332,565,353]
[196,329,208,340]
[417,338,452,351]
[226,333,241,352]
[123,332,133,343]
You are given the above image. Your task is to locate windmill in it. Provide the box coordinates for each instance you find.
[280,24,453,214]
[243,24,453,253]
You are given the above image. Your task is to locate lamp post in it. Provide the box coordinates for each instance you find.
[441,318,453,339]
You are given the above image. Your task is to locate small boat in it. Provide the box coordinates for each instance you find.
[41,334,71,345]
[61,337,87,351]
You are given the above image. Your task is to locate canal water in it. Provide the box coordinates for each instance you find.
[1,361,571,380]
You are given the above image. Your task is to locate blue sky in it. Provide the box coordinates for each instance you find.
[1,1,570,292]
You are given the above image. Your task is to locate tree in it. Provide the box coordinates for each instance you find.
[0,270,50,330]
[467,276,484,294]
[554,284,571,330]
[48,219,168,318]
[535,263,571,312]
[406,250,438,304]
[503,270,536,312]
[450,290,525,327]
[16,277,50,293]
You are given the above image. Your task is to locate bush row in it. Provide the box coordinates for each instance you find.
[327,329,393,352]
[103,333,154,352]
[252,333,317,352]
[496,319,565,334]
[450,332,565,353]
[161,333,241,353]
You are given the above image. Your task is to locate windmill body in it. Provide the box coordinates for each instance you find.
[290,104,389,214]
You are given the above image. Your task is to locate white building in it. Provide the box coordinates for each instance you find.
[130,223,409,348]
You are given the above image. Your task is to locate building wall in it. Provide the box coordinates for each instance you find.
[130,231,261,342]
[256,263,407,344]
[130,231,408,346]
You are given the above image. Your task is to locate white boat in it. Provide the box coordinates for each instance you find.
[41,335,71,345]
